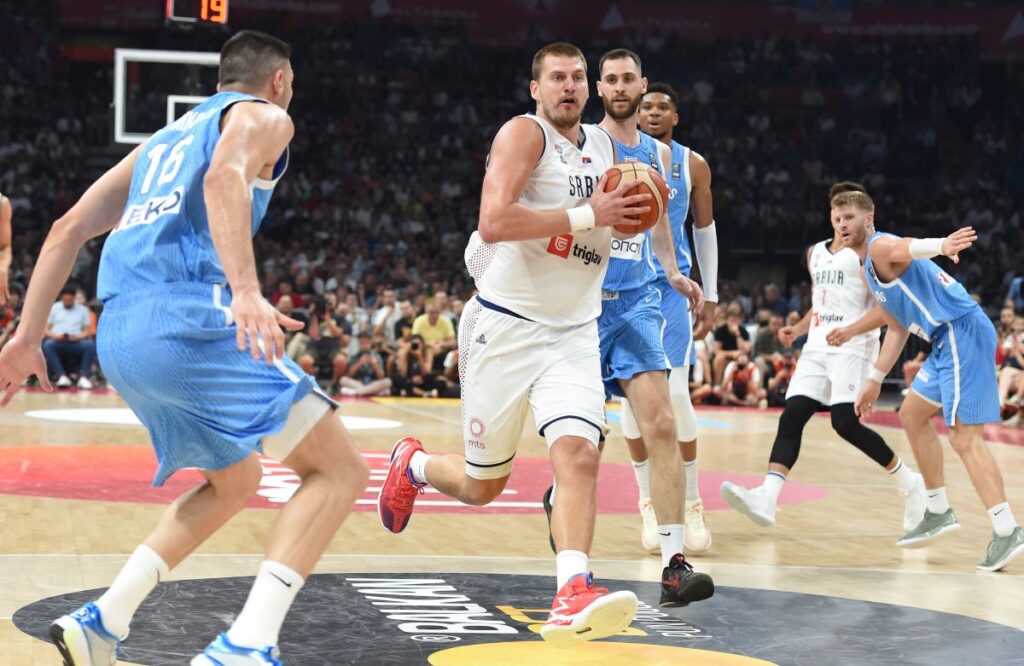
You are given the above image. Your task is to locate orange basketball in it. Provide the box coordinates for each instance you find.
[603,162,670,234]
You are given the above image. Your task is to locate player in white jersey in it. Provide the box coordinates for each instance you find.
[377,43,651,648]
[637,82,719,554]
[721,182,927,530]
[0,191,10,307]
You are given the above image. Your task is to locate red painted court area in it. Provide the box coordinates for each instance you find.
[0,446,827,513]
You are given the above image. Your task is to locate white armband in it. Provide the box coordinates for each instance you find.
[693,220,719,303]
[908,238,944,260]
[567,204,595,232]
[868,367,887,384]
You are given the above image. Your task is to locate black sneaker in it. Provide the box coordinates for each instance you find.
[660,553,714,608]
[542,485,556,554]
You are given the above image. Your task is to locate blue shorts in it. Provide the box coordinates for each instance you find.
[910,307,999,426]
[98,282,318,486]
[598,285,670,398]
[653,275,696,368]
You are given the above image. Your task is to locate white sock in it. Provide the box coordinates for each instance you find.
[888,458,917,493]
[226,560,304,649]
[409,451,431,485]
[658,524,686,568]
[555,550,588,590]
[684,459,700,502]
[632,458,651,500]
[926,487,950,514]
[988,502,1018,538]
[762,472,786,504]
[95,545,170,639]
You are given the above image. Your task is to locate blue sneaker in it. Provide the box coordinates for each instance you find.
[49,602,122,665]
[191,633,282,665]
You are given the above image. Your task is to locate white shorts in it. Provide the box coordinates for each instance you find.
[786,350,872,406]
[459,297,606,481]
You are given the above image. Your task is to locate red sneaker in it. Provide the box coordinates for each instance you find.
[377,437,426,533]
[540,573,638,649]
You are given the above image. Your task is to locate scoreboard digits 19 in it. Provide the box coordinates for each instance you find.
[166,0,229,27]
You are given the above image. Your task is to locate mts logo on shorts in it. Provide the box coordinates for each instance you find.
[547,234,605,266]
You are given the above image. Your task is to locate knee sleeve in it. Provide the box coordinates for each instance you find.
[769,395,819,469]
[620,397,642,440]
[669,368,698,442]
[830,403,895,468]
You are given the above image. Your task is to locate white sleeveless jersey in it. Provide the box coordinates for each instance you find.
[465,114,616,327]
[804,240,880,359]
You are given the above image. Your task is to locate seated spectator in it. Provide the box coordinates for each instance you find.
[297,294,350,390]
[766,353,796,407]
[689,341,713,405]
[714,353,765,407]
[277,295,310,361]
[393,300,416,344]
[372,289,402,345]
[998,316,1024,424]
[753,314,785,380]
[392,334,451,397]
[1008,276,1024,314]
[338,332,393,397]
[412,303,456,372]
[42,286,96,389]
[764,283,789,317]
[271,279,306,309]
[0,285,22,348]
[712,302,751,385]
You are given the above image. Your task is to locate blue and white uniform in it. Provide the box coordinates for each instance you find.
[97,91,321,486]
[864,231,998,425]
[597,132,670,397]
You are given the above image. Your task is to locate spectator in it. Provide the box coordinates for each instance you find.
[339,332,393,396]
[271,279,306,309]
[298,294,350,391]
[753,314,785,379]
[42,286,96,389]
[713,303,751,385]
[0,285,22,347]
[392,334,450,397]
[766,353,796,407]
[393,300,416,344]
[372,289,402,345]
[412,302,456,371]
[764,283,789,317]
[713,353,765,407]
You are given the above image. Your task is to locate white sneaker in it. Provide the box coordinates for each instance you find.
[638,498,660,553]
[76,376,94,390]
[56,375,72,388]
[684,499,713,553]
[900,473,927,532]
[720,482,776,527]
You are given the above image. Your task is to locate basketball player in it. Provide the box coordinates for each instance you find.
[377,43,654,647]
[835,189,1024,571]
[0,190,11,307]
[720,182,927,532]
[587,48,713,607]
[0,31,371,664]
[636,82,719,554]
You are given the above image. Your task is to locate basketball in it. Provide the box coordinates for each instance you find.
[603,162,670,234]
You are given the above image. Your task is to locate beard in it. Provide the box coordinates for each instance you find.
[602,91,642,121]
[542,99,583,129]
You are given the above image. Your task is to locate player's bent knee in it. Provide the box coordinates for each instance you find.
[463,477,509,506]
[205,454,263,506]
[830,404,860,438]
[550,436,601,478]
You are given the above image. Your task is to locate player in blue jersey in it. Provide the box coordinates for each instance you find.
[833,189,1023,571]
[0,32,371,664]
[636,82,719,553]
[593,48,713,607]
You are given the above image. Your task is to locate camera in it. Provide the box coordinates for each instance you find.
[411,341,421,351]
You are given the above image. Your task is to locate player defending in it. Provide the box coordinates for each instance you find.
[377,43,649,647]
[720,182,926,531]
[0,31,371,664]
[635,81,719,554]
[588,49,713,606]
[836,189,1024,571]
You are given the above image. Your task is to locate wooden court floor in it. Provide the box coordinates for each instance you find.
[1,389,1022,664]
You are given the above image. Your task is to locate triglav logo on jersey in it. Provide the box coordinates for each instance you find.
[546,233,604,266]
[547,233,573,259]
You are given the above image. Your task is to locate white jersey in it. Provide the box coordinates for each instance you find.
[804,240,880,359]
[465,114,616,327]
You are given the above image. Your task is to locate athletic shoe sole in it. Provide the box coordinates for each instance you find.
[377,438,416,534]
[50,619,87,666]
[720,484,774,527]
[976,539,1024,572]
[660,572,715,608]
[896,522,961,549]
[540,591,638,649]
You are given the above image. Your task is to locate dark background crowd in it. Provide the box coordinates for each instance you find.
[1,0,1022,405]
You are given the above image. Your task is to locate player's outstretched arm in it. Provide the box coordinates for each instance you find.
[0,195,11,307]
[0,145,142,402]
[855,307,909,418]
[827,305,886,347]
[689,150,718,338]
[869,227,977,273]
[205,102,302,364]
[477,118,651,242]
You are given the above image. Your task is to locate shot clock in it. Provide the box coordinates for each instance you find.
[166,0,229,27]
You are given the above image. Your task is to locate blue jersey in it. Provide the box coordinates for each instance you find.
[864,232,977,341]
[97,91,288,302]
[602,132,661,293]
[654,140,692,279]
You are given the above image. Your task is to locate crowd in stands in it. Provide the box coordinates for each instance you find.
[0,4,1021,416]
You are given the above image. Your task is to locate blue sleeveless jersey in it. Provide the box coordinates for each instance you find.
[654,140,692,279]
[97,91,288,302]
[603,132,661,292]
[864,232,977,341]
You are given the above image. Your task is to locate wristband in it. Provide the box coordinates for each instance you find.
[567,204,595,232]
[908,238,944,260]
[868,367,886,384]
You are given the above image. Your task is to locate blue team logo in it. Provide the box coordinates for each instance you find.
[672,162,681,180]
